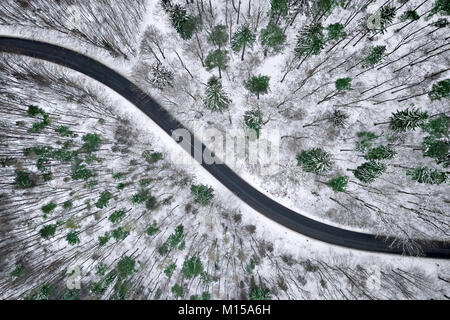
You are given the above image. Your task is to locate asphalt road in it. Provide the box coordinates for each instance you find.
[1,36,448,259]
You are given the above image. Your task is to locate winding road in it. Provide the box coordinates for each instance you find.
[1,36,448,259]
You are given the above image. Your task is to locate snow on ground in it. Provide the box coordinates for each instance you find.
[0,0,449,300]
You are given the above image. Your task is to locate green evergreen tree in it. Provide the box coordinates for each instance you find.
[182,256,204,279]
[428,79,450,101]
[42,202,57,215]
[430,0,450,17]
[365,145,397,161]
[406,166,447,184]
[422,136,449,167]
[378,6,396,33]
[231,24,256,61]
[315,0,342,17]
[433,18,449,28]
[116,256,136,279]
[203,77,231,112]
[171,284,184,298]
[10,263,27,279]
[169,5,201,40]
[145,221,159,236]
[401,10,420,21]
[353,161,386,184]
[62,289,80,300]
[39,224,57,240]
[27,283,54,300]
[205,49,229,78]
[270,0,289,23]
[191,184,214,206]
[260,22,287,55]
[421,114,449,138]
[95,191,113,209]
[15,170,35,189]
[389,108,429,132]
[327,23,347,41]
[363,46,386,68]
[249,286,272,300]
[335,77,352,91]
[81,133,102,153]
[208,25,228,48]
[109,209,126,224]
[66,231,80,246]
[296,148,334,175]
[112,227,130,241]
[245,75,270,99]
[295,23,325,59]
[327,176,349,192]
[244,109,263,138]
[164,263,177,278]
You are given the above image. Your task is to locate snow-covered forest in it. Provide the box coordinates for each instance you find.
[0,0,449,300]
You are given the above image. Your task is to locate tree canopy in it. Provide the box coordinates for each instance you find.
[245,75,270,99]
[231,24,256,61]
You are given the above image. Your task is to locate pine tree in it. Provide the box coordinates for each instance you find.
[378,6,396,33]
[296,148,334,175]
[421,114,449,138]
[15,170,36,189]
[66,231,80,245]
[326,23,346,41]
[208,25,228,48]
[245,75,270,99]
[315,0,342,18]
[428,79,450,101]
[203,77,231,112]
[353,161,386,184]
[335,77,352,91]
[356,131,379,152]
[249,286,272,300]
[231,24,256,61]
[406,166,447,184]
[363,46,386,68]
[389,108,429,132]
[295,23,325,59]
[244,109,263,138]
[327,175,349,192]
[205,49,229,79]
[191,184,214,206]
[433,18,449,28]
[116,256,136,279]
[422,136,449,167]
[150,62,174,90]
[182,256,204,279]
[169,5,201,40]
[401,10,420,22]
[27,283,54,300]
[365,145,397,161]
[39,224,57,240]
[270,0,289,23]
[430,0,450,17]
[260,22,287,55]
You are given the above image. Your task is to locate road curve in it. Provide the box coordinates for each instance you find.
[1,36,448,259]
